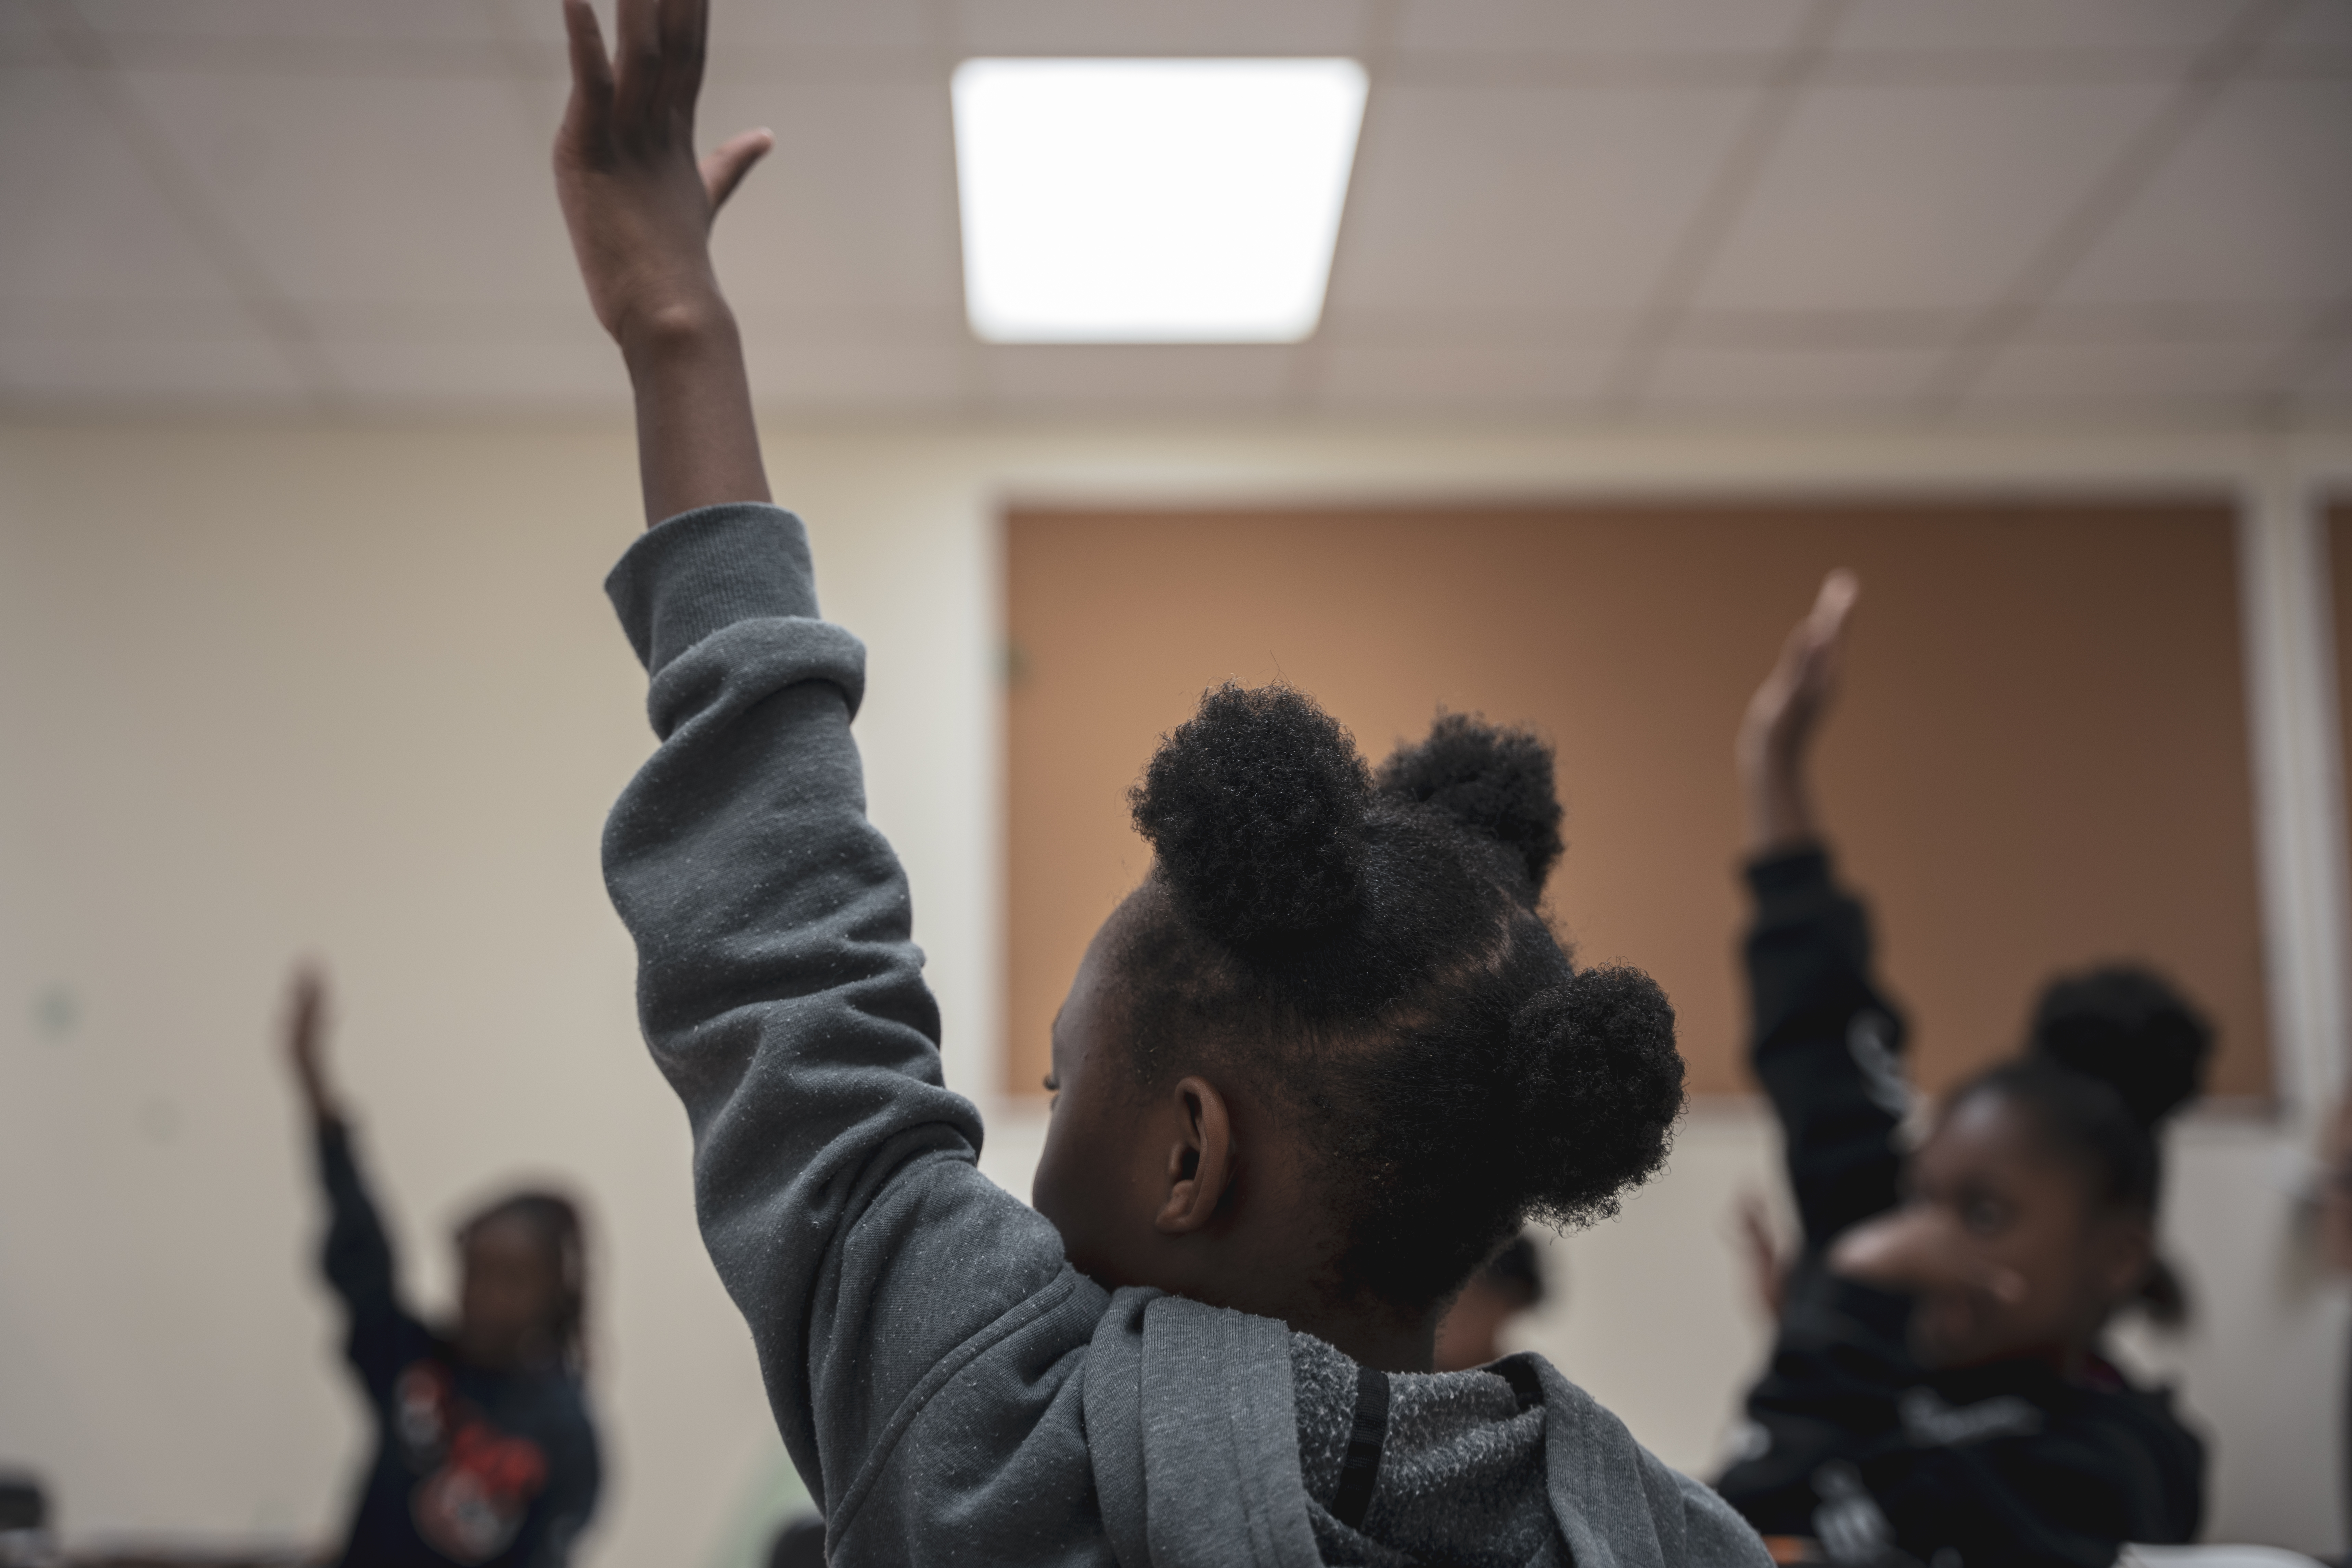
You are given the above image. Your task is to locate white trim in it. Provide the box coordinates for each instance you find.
[2237,461,2351,1142]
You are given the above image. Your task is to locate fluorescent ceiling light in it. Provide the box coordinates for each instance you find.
[951,58,1368,344]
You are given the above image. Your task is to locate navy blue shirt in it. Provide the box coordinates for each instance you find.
[1713,847,2203,1567]
[316,1121,600,1568]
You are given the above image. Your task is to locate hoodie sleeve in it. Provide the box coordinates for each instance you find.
[1742,846,1910,1250]
[599,504,1085,1522]
[314,1116,433,1403]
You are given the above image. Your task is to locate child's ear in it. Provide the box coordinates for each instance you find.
[1154,1076,1235,1235]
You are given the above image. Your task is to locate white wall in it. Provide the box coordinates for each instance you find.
[0,416,2347,1561]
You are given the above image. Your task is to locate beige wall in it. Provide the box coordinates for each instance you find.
[0,417,2348,1560]
[1005,501,2268,1101]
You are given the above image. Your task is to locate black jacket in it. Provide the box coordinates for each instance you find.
[1712,847,2204,1567]
[317,1121,600,1568]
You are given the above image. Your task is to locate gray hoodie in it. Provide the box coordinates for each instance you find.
[601,503,1773,1568]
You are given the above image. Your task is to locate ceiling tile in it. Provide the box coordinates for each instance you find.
[1830,0,2247,55]
[0,65,246,305]
[2019,298,2318,342]
[748,338,969,410]
[0,0,62,65]
[977,345,1297,408]
[1966,336,2287,407]
[1391,0,1815,56]
[303,297,583,340]
[491,0,938,53]
[113,67,565,307]
[2262,0,2352,51]
[314,328,626,409]
[1329,82,1758,315]
[0,324,303,403]
[1642,343,1944,413]
[698,78,963,316]
[1693,80,2170,314]
[2055,80,2352,308]
[72,0,510,44]
[2293,336,2352,406]
[950,0,1374,55]
[1675,307,1964,348]
[1314,340,1613,411]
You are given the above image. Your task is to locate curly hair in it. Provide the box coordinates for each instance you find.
[1117,683,1686,1311]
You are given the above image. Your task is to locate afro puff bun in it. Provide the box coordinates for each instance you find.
[1504,966,1685,1229]
[1129,682,1371,948]
[1377,713,1565,897]
[2028,965,2212,1128]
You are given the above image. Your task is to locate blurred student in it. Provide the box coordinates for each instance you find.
[1712,574,2208,1567]
[548,2,1765,1563]
[1434,1234,1551,1373]
[281,968,600,1568]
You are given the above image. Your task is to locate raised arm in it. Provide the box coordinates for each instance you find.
[555,0,1090,1526]
[1734,573,1911,1251]
[552,0,771,523]
[281,966,421,1389]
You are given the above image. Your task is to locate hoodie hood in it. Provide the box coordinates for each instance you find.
[1084,1288,1770,1568]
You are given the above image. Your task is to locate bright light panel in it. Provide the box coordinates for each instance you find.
[951,58,1369,344]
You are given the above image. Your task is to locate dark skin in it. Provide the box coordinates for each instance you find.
[1028,903,1444,1371]
[1432,1271,1538,1373]
[554,0,1448,1373]
[283,966,566,1371]
[1737,573,2154,1375]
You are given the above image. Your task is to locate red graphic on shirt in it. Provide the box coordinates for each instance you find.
[393,1361,550,1564]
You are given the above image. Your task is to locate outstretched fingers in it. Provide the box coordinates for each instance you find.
[1782,567,1859,702]
[610,0,666,137]
[657,0,711,133]
[1806,568,1859,656]
[701,128,774,212]
[559,0,616,152]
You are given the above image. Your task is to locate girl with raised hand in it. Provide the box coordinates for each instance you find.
[281,967,600,1568]
[1714,574,2208,1568]
[552,2,1764,1563]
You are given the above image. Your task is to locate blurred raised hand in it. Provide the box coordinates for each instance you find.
[283,963,340,1124]
[1736,569,1859,854]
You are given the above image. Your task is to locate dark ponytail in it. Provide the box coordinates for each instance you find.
[1121,686,1685,1309]
[1955,965,2212,1327]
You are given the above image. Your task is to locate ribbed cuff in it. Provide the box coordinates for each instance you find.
[1745,843,1833,907]
[605,502,819,675]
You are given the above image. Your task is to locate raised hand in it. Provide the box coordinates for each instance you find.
[553,0,772,348]
[284,963,340,1124]
[554,0,775,523]
[1736,569,1858,854]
